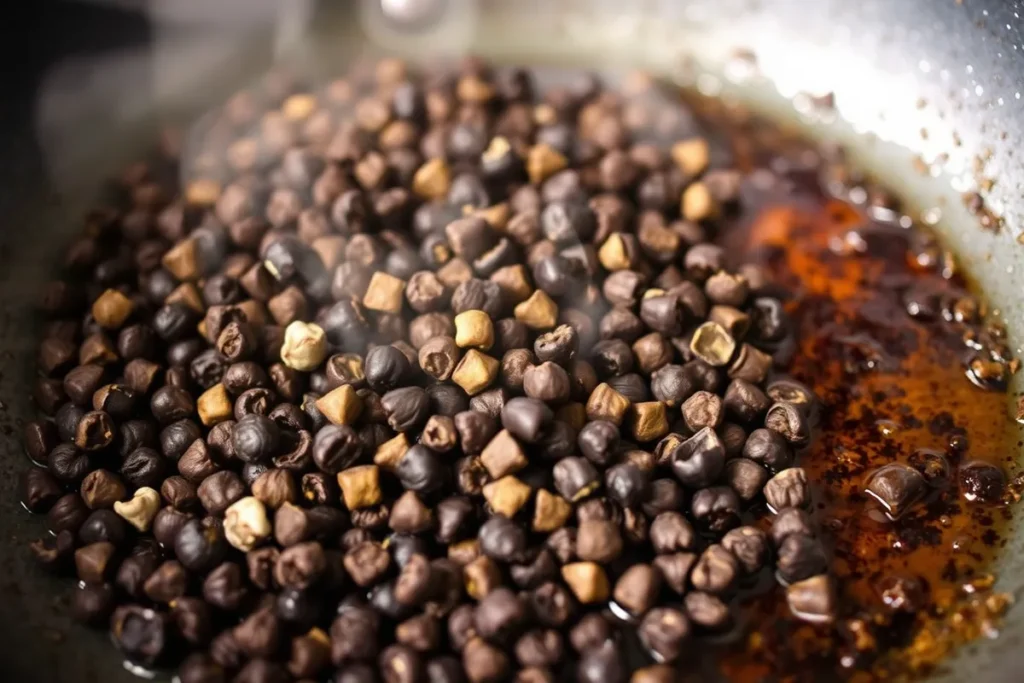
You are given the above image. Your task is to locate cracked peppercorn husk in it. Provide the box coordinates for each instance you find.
[18,55,1024,683]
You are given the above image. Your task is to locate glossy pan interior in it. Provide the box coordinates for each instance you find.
[2,1,1023,680]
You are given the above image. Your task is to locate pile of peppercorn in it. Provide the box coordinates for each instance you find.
[21,58,832,683]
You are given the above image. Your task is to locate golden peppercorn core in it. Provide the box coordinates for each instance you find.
[533,489,572,532]
[514,290,559,330]
[454,310,495,350]
[337,465,383,510]
[363,272,407,314]
[91,289,135,329]
[374,432,410,471]
[316,384,363,425]
[451,349,499,396]
[197,383,233,426]
[561,562,611,604]
[482,476,532,518]
[586,383,631,426]
[412,158,451,200]
[526,143,568,184]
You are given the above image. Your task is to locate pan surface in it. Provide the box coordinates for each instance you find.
[3,1,1023,681]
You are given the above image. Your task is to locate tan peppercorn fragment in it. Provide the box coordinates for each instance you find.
[315,384,363,425]
[527,143,568,184]
[224,496,271,551]
[161,238,199,281]
[598,233,634,271]
[681,182,718,222]
[671,138,710,177]
[556,403,587,431]
[482,476,532,518]
[449,539,482,567]
[479,429,528,479]
[185,179,221,206]
[631,665,675,683]
[197,383,233,426]
[374,432,410,471]
[586,383,631,426]
[475,202,511,231]
[337,465,382,510]
[412,158,451,200]
[282,93,317,121]
[532,489,572,532]
[490,264,532,305]
[280,321,328,371]
[79,334,118,366]
[92,289,134,329]
[454,310,495,350]
[166,282,204,313]
[632,402,669,442]
[464,556,502,600]
[362,272,406,314]
[514,290,559,330]
[113,487,160,531]
[452,349,499,396]
[561,562,610,604]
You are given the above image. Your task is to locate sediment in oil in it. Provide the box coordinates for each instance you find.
[691,95,1019,681]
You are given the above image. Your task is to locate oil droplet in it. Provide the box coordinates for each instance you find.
[876,419,900,436]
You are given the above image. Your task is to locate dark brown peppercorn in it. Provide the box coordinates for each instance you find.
[203,561,249,611]
[523,362,571,404]
[777,533,828,584]
[671,427,725,489]
[111,605,169,666]
[313,424,362,474]
[724,458,769,502]
[197,471,246,515]
[382,386,432,432]
[21,467,64,513]
[64,364,106,405]
[252,469,299,509]
[72,582,116,625]
[552,456,599,502]
[743,427,794,472]
[234,607,282,658]
[174,517,228,572]
[151,385,195,424]
[32,529,77,571]
[684,591,732,631]
[79,508,129,545]
[143,559,188,603]
[690,486,741,532]
[420,336,461,381]
[81,469,127,509]
[764,467,810,512]
[74,411,115,451]
[502,397,553,443]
